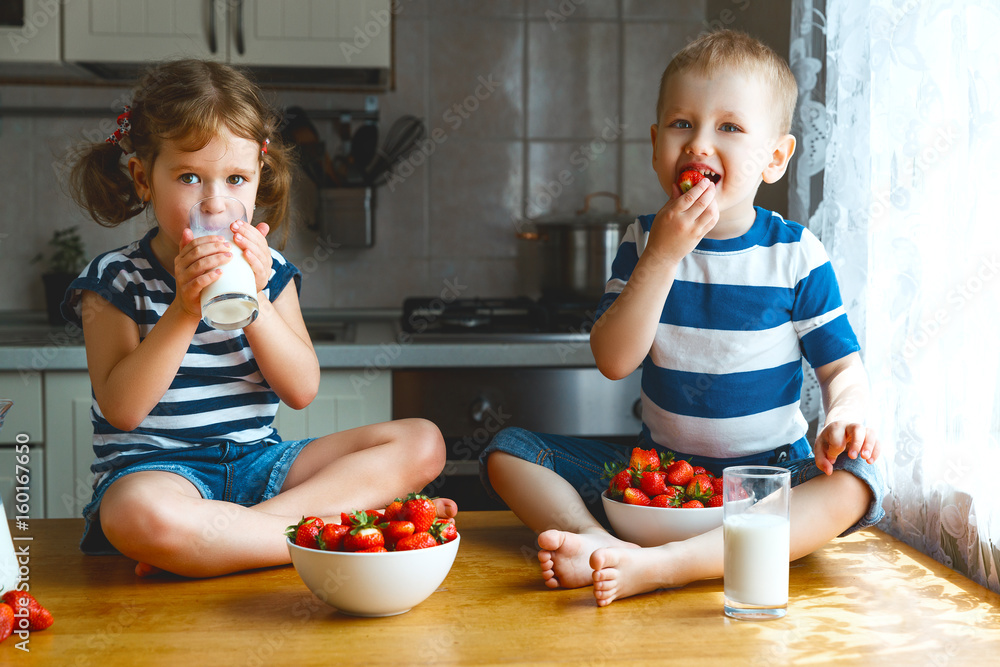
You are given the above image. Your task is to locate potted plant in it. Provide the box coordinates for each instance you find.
[34,227,86,326]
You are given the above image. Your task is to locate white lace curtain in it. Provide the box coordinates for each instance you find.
[790,0,1000,592]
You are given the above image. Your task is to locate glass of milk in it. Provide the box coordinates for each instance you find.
[189,196,259,330]
[722,465,791,620]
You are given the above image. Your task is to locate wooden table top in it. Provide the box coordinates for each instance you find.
[5,512,1000,665]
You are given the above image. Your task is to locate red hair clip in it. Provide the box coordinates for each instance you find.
[261,138,270,155]
[106,105,132,150]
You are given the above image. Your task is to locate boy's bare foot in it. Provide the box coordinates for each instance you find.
[590,545,680,606]
[536,529,639,589]
[433,497,458,519]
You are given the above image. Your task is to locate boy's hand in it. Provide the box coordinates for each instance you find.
[231,220,273,294]
[175,229,231,319]
[646,177,719,264]
[813,422,880,475]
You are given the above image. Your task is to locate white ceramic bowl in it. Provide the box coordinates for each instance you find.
[287,534,460,617]
[601,491,723,547]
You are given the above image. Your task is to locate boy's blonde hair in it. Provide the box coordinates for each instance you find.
[657,29,799,135]
[69,59,293,247]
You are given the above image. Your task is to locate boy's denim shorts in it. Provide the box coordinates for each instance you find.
[479,427,886,537]
[80,438,315,555]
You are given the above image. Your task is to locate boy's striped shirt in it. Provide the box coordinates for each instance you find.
[64,228,301,486]
[596,207,859,458]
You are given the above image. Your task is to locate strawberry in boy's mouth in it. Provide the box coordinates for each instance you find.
[677,167,721,193]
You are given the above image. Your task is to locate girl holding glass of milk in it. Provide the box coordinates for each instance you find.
[62,59,453,578]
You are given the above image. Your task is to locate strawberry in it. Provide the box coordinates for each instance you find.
[607,468,634,499]
[358,546,388,553]
[711,476,725,496]
[665,460,694,486]
[379,520,416,549]
[1,591,53,632]
[651,491,683,507]
[707,494,724,508]
[431,518,458,544]
[286,516,324,549]
[639,470,669,498]
[383,498,404,521]
[622,487,651,506]
[317,523,351,551]
[343,521,386,552]
[681,499,705,508]
[398,493,437,533]
[691,466,709,477]
[396,532,438,551]
[0,603,13,643]
[628,447,660,472]
[677,169,705,193]
[685,474,714,502]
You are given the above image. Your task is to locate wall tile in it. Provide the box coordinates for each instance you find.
[622,140,667,218]
[527,21,620,139]
[525,140,619,219]
[428,18,524,139]
[428,138,522,260]
[428,1,526,17]
[622,21,702,139]
[526,0,619,20]
[624,0,707,21]
[428,257,528,299]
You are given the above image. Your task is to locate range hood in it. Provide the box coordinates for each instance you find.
[71,62,390,90]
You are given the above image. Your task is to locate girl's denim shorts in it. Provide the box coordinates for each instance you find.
[80,438,314,555]
[479,427,886,536]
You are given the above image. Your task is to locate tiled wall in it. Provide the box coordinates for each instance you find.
[1,1,717,311]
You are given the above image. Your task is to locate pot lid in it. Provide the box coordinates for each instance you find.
[527,192,634,227]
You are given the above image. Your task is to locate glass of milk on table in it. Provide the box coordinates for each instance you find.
[722,465,791,620]
[189,196,259,330]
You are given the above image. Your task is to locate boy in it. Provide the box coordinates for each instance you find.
[480,30,885,606]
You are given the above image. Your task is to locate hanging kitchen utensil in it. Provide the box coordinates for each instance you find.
[516,192,635,301]
[350,122,379,183]
[365,115,426,186]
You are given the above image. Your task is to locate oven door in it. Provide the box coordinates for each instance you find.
[393,367,642,509]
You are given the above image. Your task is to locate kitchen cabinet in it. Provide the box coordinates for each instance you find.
[0,372,45,519]
[0,0,61,63]
[273,370,391,441]
[43,372,94,520]
[63,0,391,70]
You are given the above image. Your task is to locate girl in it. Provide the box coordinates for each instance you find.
[65,59,454,578]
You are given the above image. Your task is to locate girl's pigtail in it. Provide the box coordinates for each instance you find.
[67,141,146,228]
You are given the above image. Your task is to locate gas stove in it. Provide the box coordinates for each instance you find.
[399,297,598,343]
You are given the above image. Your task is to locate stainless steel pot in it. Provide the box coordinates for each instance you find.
[517,192,634,301]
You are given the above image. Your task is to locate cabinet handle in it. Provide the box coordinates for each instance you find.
[235,0,246,55]
[208,0,218,53]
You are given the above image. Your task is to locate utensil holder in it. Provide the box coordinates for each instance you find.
[318,187,375,248]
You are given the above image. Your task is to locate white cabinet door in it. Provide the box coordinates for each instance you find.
[0,372,43,445]
[63,0,221,63]
[0,446,45,520]
[0,0,62,63]
[43,372,95,520]
[233,0,391,68]
[273,370,391,441]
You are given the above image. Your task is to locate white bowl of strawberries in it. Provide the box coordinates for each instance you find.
[285,493,459,617]
[601,447,723,547]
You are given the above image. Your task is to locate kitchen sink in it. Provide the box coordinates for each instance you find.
[305,321,356,343]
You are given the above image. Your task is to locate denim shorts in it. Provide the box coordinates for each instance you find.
[479,427,886,536]
[80,438,315,555]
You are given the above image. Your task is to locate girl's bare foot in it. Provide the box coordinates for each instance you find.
[134,562,165,577]
[536,529,639,589]
[590,545,683,606]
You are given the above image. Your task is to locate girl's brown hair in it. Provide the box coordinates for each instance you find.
[68,59,293,247]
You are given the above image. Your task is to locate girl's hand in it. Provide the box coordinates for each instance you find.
[813,422,880,475]
[175,229,231,318]
[646,178,719,264]
[231,220,272,294]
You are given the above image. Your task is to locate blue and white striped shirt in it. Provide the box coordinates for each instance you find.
[596,207,859,458]
[64,228,301,486]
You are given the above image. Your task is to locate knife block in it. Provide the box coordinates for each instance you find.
[318,187,375,248]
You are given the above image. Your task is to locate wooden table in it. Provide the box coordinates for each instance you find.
[5,512,1000,665]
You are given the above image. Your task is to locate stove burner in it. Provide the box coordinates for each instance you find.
[401,297,599,337]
